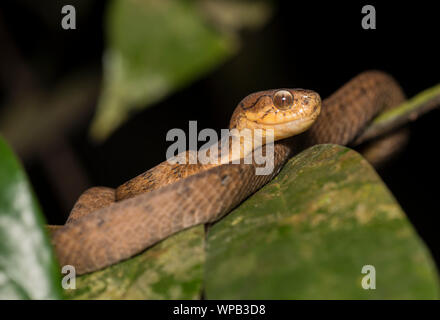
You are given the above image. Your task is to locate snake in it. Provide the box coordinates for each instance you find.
[49,70,408,275]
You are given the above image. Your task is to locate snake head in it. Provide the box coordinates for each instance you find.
[230,89,322,141]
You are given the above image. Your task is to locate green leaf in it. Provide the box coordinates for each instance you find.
[205,144,439,299]
[64,145,439,299]
[0,136,62,299]
[90,0,237,141]
[65,225,204,299]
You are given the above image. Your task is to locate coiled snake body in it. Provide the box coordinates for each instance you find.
[50,71,406,274]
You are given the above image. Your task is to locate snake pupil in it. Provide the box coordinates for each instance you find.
[273,90,293,109]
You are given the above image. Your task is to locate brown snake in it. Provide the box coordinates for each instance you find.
[50,70,407,275]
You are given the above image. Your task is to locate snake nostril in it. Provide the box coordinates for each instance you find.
[273,90,293,110]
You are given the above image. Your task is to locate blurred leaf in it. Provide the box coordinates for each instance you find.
[65,225,204,299]
[205,144,439,299]
[200,0,274,33]
[0,136,62,299]
[0,72,99,159]
[90,0,242,141]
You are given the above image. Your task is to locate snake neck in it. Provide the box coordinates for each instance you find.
[198,128,273,165]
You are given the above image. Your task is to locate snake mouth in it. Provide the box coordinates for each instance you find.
[261,116,316,128]
[254,115,312,126]
[260,117,317,135]
[243,115,318,141]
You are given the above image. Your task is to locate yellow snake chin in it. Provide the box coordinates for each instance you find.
[264,116,319,140]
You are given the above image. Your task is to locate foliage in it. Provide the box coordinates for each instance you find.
[0,136,62,299]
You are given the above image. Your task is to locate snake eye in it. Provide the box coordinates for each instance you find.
[273,90,293,110]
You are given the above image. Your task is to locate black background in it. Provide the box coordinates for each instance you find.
[1,1,440,268]
[1,300,436,317]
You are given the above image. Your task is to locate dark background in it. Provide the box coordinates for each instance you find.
[1,1,439,267]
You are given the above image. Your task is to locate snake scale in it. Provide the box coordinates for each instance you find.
[50,70,406,275]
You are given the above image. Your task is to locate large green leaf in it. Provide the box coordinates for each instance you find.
[0,136,62,299]
[65,144,439,300]
[90,0,237,141]
[205,144,439,299]
[65,225,204,299]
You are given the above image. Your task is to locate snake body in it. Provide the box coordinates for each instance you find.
[51,71,405,274]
